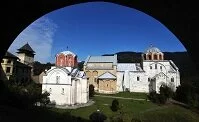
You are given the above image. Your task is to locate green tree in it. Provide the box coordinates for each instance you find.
[111,99,120,112]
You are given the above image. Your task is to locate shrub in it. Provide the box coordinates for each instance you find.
[148,84,174,104]
[40,91,50,106]
[174,83,199,107]
[111,99,120,112]
[89,110,107,122]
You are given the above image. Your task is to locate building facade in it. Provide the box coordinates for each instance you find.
[83,54,117,93]
[1,52,18,81]
[1,43,35,83]
[84,46,180,94]
[117,46,180,93]
[42,50,89,105]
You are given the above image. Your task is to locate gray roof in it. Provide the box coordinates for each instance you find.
[17,43,35,53]
[4,51,19,59]
[98,72,116,79]
[117,63,143,72]
[144,45,162,54]
[117,63,136,71]
[84,54,117,65]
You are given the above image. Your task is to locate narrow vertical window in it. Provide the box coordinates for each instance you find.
[150,66,152,69]
[171,77,174,82]
[160,66,162,70]
[62,88,64,94]
[6,67,11,73]
[137,76,140,81]
[56,76,60,84]
[155,64,157,69]
[49,88,52,93]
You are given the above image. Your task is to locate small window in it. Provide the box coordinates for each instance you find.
[61,88,64,94]
[160,66,162,70]
[107,84,108,87]
[148,78,150,81]
[7,60,11,64]
[94,78,97,82]
[154,54,157,60]
[56,76,60,84]
[150,66,152,69]
[155,64,157,69]
[148,55,152,60]
[1,60,4,63]
[6,67,11,73]
[171,77,174,82]
[137,76,140,81]
[49,88,52,92]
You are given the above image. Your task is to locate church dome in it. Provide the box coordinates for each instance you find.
[60,51,76,57]
[145,45,161,54]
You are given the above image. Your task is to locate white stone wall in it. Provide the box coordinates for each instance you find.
[130,72,149,93]
[42,84,71,105]
[116,60,180,93]
[116,72,124,92]
[42,67,89,106]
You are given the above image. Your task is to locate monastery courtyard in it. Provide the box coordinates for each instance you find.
[1,92,199,122]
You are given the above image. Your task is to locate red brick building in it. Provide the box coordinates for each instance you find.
[55,51,78,67]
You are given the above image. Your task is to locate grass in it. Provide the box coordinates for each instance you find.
[1,92,199,122]
[51,95,199,122]
[52,96,157,121]
[96,91,148,99]
[139,105,199,122]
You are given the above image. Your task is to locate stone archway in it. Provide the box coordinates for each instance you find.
[1,1,199,76]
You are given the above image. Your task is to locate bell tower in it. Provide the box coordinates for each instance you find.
[16,42,35,67]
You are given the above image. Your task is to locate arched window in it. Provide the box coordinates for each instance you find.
[61,88,64,94]
[159,54,162,60]
[155,64,157,69]
[137,76,140,81]
[171,77,174,82]
[148,55,152,60]
[154,54,157,60]
[56,76,60,84]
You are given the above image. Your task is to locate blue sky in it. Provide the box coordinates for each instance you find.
[8,2,186,63]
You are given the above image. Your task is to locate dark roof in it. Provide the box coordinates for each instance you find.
[17,43,35,53]
[4,51,19,59]
[16,61,31,68]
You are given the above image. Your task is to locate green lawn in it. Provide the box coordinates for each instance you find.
[2,94,199,122]
[52,96,157,121]
[96,91,148,99]
[51,96,199,122]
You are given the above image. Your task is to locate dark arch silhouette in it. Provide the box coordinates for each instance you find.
[1,1,199,75]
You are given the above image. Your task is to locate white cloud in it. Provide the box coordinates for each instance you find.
[8,17,57,63]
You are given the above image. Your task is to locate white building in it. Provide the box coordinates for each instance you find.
[117,45,180,93]
[42,50,89,106]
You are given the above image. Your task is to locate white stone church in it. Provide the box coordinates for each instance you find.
[117,45,180,93]
[42,51,89,106]
[84,45,180,94]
